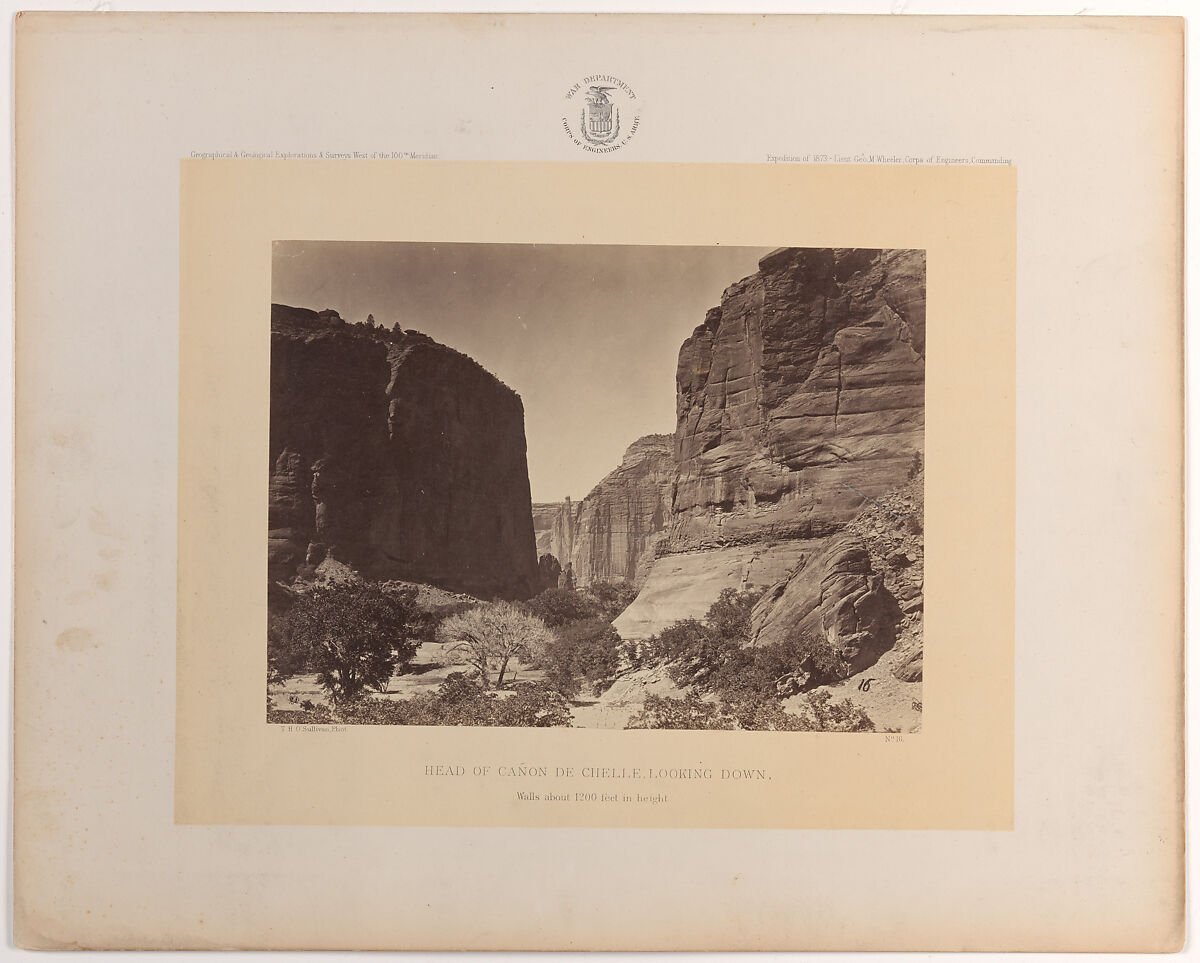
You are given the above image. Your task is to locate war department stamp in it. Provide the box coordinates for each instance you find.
[562,75,641,153]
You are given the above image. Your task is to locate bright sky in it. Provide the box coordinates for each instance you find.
[273,241,773,503]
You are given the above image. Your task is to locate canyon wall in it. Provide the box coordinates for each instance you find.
[531,434,674,588]
[616,248,925,650]
[268,304,539,599]
[671,246,925,550]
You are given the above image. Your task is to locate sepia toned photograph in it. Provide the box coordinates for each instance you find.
[267,242,925,731]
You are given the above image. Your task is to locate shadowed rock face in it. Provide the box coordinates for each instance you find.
[531,434,674,588]
[671,247,925,551]
[268,304,539,599]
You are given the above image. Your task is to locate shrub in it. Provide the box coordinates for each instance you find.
[565,619,622,693]
[407,600,474,646]
[709,640,792,699]
[533,618,622,697]
[281,675,575,728]
[641,588,764,688]
[270,581,418,706]
[583,579,638,621]
[703,587,761,643]
[622,690,875,732]
[793,690,875,732]
[719,693,812,731]
[625,694,735,730]
[267,612,309,685]
[520,587,600,627]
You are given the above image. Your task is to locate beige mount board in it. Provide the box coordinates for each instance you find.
[14,12,1183,951]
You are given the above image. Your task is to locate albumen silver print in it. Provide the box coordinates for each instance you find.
[267,242,925,731]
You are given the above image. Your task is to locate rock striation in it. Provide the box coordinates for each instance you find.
[531,434,674,589]
[620,247,925,646]
[268,304,539,599]
[531,498,577,571]
[748,532,902,677]
[671,247,925,550]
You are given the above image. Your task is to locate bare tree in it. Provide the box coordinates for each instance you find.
[437,602,554,690]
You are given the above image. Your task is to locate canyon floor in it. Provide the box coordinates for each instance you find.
[269,635,921,732]
[268,639,551,711]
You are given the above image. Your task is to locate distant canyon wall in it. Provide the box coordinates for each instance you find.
[532,434,674,589]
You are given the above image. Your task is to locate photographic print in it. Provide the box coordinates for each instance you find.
[267,242,925,732]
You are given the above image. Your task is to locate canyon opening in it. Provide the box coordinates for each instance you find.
[267,242,924,731]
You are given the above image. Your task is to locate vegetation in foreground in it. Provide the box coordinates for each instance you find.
[266,576,875,731]
[267,576,638,727]
[619,587,875,731]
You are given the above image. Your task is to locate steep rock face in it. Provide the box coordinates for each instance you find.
[844,470,925,682]
[572,434,674,586]
[532,503,566,559]
[671,247,925,550]
[530,435,674,588]
[617,247,925,642]
[268,304,539,599]
[531,498,577,568]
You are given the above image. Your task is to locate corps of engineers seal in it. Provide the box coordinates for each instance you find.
[562,75,640,153]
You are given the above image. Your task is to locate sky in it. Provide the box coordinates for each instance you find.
[272,241,773,503]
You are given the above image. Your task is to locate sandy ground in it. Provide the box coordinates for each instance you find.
[270,640,920,733]
[796,646,923,732]
[268,639,548,710]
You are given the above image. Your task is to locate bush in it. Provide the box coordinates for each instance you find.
[792,690,875,732]
[269,581,418,706]
[583,579,638,621]
[271,674,574,728]
[622,690,875,732]
[719,693,812,731]
[407,600,473,646]
[703,587,761,643]
[656,619,734,687]
[642,589,762,689]
[625,694,735,730]
[520,587,601,627]
[533,618,622,698]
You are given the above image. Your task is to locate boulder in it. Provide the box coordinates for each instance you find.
[892,646,923,683]
[748,532,902,676]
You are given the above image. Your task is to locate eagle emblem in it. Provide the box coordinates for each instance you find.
[581,85,620,145]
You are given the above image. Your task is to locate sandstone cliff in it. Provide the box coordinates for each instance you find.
[671,247,925,550]
[530,434,674,588]
[268,304,539,599]
[617,248,925,646]
[531,498,577,572]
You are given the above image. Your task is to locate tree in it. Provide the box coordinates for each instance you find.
[536,617,622,697]
[272,581,418,706]
[366,313,375,326]
[437,602,554,690]
[583,579,638,621]
[521,586,599,628]
[704,587,762,644]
